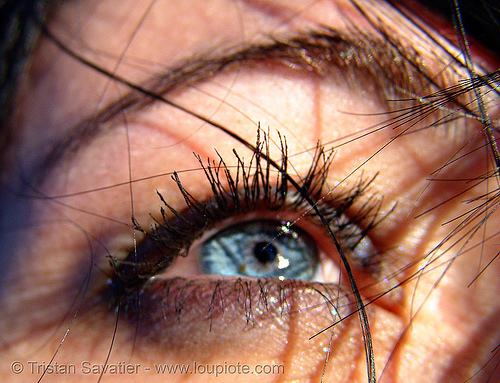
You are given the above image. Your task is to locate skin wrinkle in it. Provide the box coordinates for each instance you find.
[1,1,500,382]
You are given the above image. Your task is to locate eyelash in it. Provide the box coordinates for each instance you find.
[109,131,390,304]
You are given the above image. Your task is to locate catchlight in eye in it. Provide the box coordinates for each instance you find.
[200,220,319,281]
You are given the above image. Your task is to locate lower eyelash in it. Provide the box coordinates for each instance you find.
[117,276,355,347]
[109,130,390,308]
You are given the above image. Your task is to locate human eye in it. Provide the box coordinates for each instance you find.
[113,136,385,279]
[1,1,499,383]
[110,134,392,334]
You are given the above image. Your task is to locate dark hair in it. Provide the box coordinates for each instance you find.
[416,0,500,55]
[0,0,56,128]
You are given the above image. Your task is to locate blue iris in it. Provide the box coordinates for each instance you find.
[200,220,319,280]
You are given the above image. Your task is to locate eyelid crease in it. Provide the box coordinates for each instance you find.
[35,26,467,185]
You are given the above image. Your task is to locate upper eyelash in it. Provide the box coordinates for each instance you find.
[109,131,391,300]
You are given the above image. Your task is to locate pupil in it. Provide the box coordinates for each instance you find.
[254,242,278,263]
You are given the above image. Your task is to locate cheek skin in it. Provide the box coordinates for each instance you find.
[0,280,403,383]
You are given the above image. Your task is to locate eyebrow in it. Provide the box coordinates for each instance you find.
[33,26,453,187]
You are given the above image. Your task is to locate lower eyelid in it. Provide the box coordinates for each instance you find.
[117,276,354,350]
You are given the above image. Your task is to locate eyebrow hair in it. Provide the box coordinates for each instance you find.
[33,26,463,187]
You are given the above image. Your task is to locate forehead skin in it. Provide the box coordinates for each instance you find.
[1,1,500,382]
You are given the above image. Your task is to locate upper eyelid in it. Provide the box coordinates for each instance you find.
[110,143,383,291]
[34,26,465,187]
